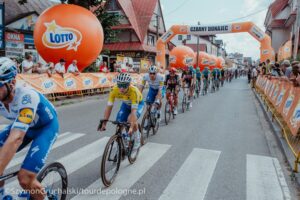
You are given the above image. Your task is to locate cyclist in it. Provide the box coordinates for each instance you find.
[195,67,202,94]
[0,57,59,200]
[139,65,164,122]
[216,68,221,89]
[165,67,180,115]
[181,66,196,108]
[202,67,210,92]
[211,68,218,90]
[220,68,225,86]
[99,73,144,150]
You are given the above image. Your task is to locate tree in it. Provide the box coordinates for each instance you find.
[18,0,121,43]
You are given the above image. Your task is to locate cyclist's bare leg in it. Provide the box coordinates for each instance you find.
[18,169,45,200]
[127,113,138,133]
[174,87,179,106]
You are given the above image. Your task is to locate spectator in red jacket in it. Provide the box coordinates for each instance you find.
[99,61,108,73]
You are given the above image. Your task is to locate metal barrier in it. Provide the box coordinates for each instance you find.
[254,85,300,172]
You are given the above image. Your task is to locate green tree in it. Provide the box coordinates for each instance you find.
[18,0,121,43]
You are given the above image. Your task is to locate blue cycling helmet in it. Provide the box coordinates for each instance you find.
[0,57,17,87]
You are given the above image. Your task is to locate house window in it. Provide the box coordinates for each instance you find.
[148,34,156,46]
[178,35,183,40]
[187,35,191,40]
[108,0,118,11]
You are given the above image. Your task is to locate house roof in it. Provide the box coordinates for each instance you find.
[5,0,57,25]
[132,0,158,42]
[114,0,161,42]
[269,0,289,18]
[118,0,142,41]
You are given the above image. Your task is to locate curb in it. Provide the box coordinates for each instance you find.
[252,88,300,186]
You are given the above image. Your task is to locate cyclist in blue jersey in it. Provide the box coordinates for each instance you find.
[202,67,210,93]
[195,67,202,95]
[0,57,59,200]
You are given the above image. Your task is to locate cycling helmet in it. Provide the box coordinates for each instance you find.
[169,67,177,73]
[149,65,158,73]
[188,66,194,71]
[0,57,17,87]
[196,67,200,71]
[116,73,131,84]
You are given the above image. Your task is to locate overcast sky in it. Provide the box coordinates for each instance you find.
[161,0,274,59]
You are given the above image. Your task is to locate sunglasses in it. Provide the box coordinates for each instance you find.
[150,73,156,75]
[117,83,129,89]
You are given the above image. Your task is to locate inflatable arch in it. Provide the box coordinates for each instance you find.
[156,22,275,69]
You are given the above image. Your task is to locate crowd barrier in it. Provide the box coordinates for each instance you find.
[16,73,144,101]
[255,75,300,171]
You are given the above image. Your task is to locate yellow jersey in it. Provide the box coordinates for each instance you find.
[107,85,143,109]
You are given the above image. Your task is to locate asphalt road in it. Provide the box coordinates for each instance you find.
[1,77,300,200]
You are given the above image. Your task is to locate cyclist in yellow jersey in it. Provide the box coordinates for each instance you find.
[99,73,144,149]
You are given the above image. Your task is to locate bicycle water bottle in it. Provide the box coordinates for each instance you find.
[18,191,30,200]
[122,131,130,148]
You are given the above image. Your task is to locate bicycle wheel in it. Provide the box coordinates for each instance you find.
[101,135,122,187]
[151,112,159,135]
[182,95,186,113]
[164,101,171,125]
[141,112,151,145]
[128,130,141,164]
[37,162,68,200]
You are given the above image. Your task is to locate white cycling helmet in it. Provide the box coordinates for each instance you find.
[0,57,17,86]
[148,65,158,73]
[116,73,132,84]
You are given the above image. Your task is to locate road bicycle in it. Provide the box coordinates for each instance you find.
[0,162,68,200]
[98,120,141,187]
[140,101,160,145]
[164,91,176,125]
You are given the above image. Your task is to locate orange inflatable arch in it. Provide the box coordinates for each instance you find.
[157,22,275,70]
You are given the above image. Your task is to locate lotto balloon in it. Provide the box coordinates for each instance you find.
[169,46,195,69]
[209,55,218,70]
[194,51,211,71]
[34,4,104,72]
[216,57,225,69]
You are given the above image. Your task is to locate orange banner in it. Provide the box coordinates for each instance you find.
[256,75,300,136]
[16,73,144,94]
[287,87,300,136]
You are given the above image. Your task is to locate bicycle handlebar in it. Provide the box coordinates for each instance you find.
[98,119,131,131]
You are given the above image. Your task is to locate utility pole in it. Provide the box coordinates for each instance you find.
[196,21,200,68]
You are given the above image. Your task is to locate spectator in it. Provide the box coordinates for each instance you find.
[32,62,44,74]
[251,66,258,88]
[290,64,300,86]
[99,61,108,72]
[260,62,266,75]
[110,61,116,72]
[45,62,55,77]
[291,61,299,76]
[281,60,292,78]
[274,62,284,77]
[266,59,271,74]
[55,58,66,78]
[67,60,80,76]
[22,54,34,74]
[120,63,128,72]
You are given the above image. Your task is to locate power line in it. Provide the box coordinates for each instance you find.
[165,0,193,16]
[212,7,268,24]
